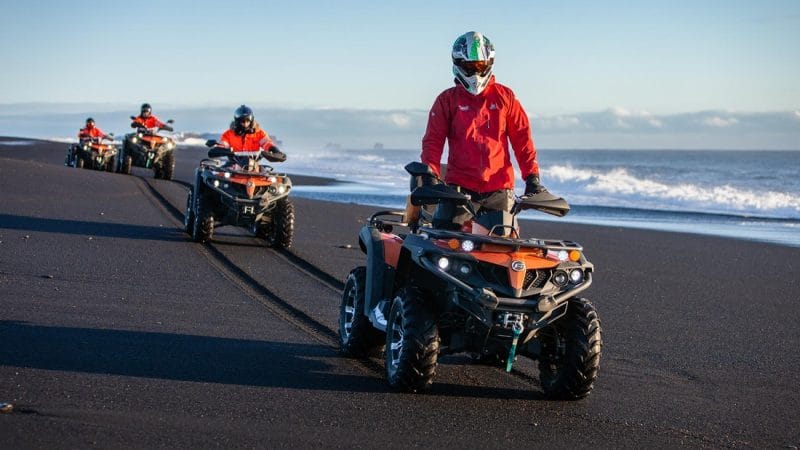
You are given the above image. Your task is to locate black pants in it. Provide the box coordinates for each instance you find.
[432,187,514,229]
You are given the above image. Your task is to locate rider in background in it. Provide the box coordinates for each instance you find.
[79,117,111,141]
[420,31,548,228]
[218,105,286,162]
[131,103,173,131]
[66,117,111,166]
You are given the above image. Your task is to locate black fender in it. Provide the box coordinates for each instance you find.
[358,225,396,317]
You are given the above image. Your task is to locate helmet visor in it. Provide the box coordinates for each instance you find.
[455,59,492,77]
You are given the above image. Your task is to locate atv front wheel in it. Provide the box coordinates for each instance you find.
[273,198,294,249]
[75,157,85,169]
[105,157,116,172]
[161,152,175,180]
[537,297,602,400]
[191,193,214,243]
[120,151,132,175]
[385,287,440,393]
[339,267,384,358]
[184,191,195,234]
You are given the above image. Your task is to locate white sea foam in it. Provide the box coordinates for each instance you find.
[547,165,800,217]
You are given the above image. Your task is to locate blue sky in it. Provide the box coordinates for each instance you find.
[1,0,798,149]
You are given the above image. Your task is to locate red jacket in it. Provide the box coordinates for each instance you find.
[219,126,273,152]
[132,115,166,129]
[78,126,108,140]
[421,76,539,193]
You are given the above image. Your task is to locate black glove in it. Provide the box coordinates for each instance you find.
[263,146,287,162]
[524,174,547,195]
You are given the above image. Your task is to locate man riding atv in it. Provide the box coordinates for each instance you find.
[218,105,286,162]
[184,105,292,247]
[65,117,113,167]
[119,103,177,179]
[421,31,547,228]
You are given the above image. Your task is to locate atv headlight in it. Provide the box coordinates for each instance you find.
[458,263,472,275]
[569,269,584,284]
[553,270,568,287]
[557,250,569,262]
[437,256,450,270]
[268,176,277,183]
[460,239,475,252]
[212,180,220,187]
[131,136,138,143]
[224,172,231,179]
[277,185,286,194]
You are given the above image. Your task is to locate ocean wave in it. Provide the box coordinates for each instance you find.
[547,165,800,218]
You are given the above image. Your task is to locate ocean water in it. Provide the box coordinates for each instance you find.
[277,148,800,247]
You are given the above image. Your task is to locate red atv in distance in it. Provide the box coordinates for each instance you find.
[118,117,177,179]
[184,140,294,249]
[66,135,118,172]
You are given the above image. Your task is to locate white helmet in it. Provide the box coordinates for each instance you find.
[452,31,495,95]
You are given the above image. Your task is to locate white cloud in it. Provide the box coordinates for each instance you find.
[386,113,411,128]
[703,116,739,127]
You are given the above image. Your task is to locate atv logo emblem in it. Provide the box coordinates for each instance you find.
[511,260,526,272]
[246,180,256,198]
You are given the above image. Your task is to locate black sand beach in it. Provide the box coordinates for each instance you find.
[1,137,798,447]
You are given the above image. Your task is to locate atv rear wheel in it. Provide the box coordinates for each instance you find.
[191,192,214,243]
[339,267,385,358]
[273,198,294,249]
[385,287,440,393]
[537,297,602,400]
[161,151,175,180]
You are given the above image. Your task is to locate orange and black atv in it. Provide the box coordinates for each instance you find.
[338,162,602,399]
[184,141,294,249]
[118,117,176,179]
[66,135,117,172]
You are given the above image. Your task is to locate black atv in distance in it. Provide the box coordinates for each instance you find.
[339,162,602,399]
[118,117,177,179]
[185,140,294,249]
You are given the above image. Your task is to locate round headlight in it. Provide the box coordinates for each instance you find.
[458,263,472,275]
[437,257,450,270]
[553,270,568,287]
[224,172,231,178]
[131,137,138,143]
[569,269,584,284]
[212,180,220,187]
[268,176,277,183]
[277,186,286,194]
[557,250,569,262]
[460,239,475,252]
